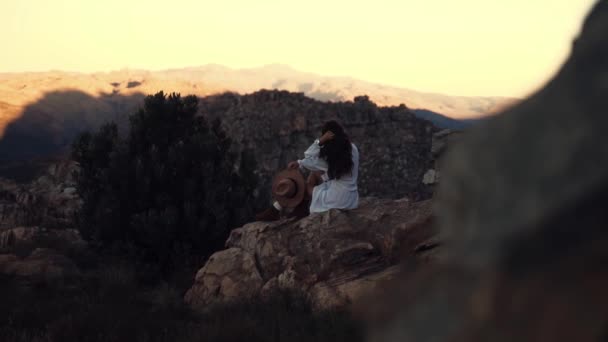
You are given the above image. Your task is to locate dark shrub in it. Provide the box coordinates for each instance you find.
[71,91,257,272]
[0,270,363,342]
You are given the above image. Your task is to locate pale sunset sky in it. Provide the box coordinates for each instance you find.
[0,0,597,97]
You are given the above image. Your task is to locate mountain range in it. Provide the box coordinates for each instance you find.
[0,64,516,125]
[158,64,517,117]
[0,64,517,169]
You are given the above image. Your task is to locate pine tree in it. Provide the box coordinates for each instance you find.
[72,92,257,271]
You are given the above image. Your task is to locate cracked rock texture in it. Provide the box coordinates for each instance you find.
[185,197,435,310]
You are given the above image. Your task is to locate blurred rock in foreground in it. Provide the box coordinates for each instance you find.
[367,2,608,342]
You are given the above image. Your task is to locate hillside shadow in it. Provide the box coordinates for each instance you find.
[0,90,146,181]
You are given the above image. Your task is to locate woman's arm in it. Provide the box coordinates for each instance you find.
[297,140,327,171]
[287,132,334,171]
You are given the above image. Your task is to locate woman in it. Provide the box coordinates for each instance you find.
[256,120,359,221]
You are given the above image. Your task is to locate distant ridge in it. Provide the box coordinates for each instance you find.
[0,64,517,121]
[0,64,515,167]
[412,109,483,130]
[158,64,518,118]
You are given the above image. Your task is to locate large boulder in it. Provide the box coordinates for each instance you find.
[366,3,608,342]
[185,197,435,311]
[184,248,264,308]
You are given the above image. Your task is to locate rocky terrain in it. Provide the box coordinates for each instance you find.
[185,197,436,311]
[182,3,608,340]
[0,90,456,294]
[0,160,84,284]
[2,87,445,206]
[181,124,455,311]
[0,161,80,229]
[0,64,512,168]
[200,92,439,205]
[0,75,457,310]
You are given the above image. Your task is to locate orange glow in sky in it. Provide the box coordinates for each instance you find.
[0,0,597,97]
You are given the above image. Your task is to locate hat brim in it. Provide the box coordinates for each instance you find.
[272,168,306,208]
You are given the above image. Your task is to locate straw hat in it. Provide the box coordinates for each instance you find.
[272,168,306,208]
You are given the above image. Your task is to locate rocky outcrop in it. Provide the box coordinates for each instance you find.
[366,2,608,341]
[0,159,85,287]
[200,93,439,204]
[185,248,265,306]
[0,160,80,230]
[185,197,435,310]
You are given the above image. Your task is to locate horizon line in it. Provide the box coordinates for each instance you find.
[0,63,521,100]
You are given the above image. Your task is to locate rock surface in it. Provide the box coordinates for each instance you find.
[184,248,264,308]
[0,160,85,286]
[2,92,441,221]
[366,3,608,342]
[0,160,80,230]
[185,197,435,310]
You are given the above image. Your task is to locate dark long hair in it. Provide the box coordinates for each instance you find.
[319,121,354,180]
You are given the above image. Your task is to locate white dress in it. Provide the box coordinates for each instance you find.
[297,140,359,213]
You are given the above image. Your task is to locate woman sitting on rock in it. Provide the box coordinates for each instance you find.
[256,120,359,221]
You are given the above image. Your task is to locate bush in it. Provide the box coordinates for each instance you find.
[0,269,363,342]
[71,92,257,273]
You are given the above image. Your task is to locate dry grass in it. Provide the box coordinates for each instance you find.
[0,259,363,342]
